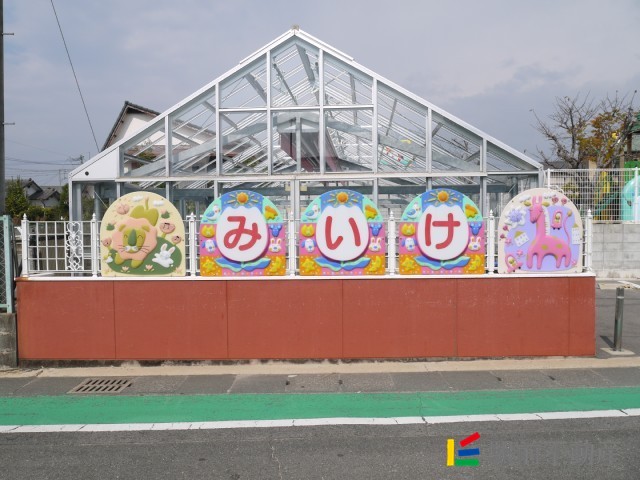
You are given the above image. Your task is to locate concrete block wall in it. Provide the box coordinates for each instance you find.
[593,223,640,278]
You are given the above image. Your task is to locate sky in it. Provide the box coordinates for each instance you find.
[4,0,640,185]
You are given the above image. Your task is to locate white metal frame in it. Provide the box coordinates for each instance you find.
[69,28,541,221]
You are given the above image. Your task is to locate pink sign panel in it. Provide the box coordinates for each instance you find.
[199,191,285,276]
[398,188,485,275]
[299,189,385,276]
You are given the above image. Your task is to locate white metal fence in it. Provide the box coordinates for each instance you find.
[546,168,640,223]
[18,211,595,277]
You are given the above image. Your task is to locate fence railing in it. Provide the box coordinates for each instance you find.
[545,168,640,223]
[17,211,594,278]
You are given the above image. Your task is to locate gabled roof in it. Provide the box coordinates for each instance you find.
[29,186,61,202]
[72,28,541,183]
[102,101,160,151]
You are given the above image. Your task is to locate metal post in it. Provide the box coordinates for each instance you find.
[486,210,495,274]
[614,287,624,351]
[585,209,593,272]
[3,215,12,312]
[388,212,396,275]
[634,167,639,223]
[188,213,197,277]
[20,214,28,277]
[288,212,296,276]
[546,169,551,189]
[90,213,98,277]
[0,0,5,214]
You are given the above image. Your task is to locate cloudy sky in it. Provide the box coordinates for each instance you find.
[5,0,639,184]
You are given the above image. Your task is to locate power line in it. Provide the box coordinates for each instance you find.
[49,0,99,152]
[6,156,77,166]
[6,139,72,157]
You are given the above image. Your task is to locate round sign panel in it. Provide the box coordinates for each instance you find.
[416,204,469,261]
[299,189,385,276]
[315,205,369,262]
[216,206,269,263]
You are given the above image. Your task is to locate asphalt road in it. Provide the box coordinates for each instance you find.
[1,417,638,480]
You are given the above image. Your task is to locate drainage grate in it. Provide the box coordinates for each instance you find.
[68,378,133,394]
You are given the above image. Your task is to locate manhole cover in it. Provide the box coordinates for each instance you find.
[68,378,132,394]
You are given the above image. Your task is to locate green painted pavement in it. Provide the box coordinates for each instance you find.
[1,387,639,426]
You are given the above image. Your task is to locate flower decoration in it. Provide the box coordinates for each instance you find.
[505,207,526,226]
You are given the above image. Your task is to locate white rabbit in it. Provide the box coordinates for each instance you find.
[269,238,282,253]
[153,244,176,268]
[468,236,481,251]
[369,237,382,252]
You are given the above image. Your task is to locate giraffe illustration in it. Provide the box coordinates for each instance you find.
[525,195,572,269]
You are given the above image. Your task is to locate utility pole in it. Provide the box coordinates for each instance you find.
[0,0,5,214]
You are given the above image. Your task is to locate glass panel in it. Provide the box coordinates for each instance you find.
[271,39,319,107]
[325,108,374,172]
[377,86,426,173]
[220,181,290,217]
[170,88,217,176]
[431,112,481,172]
[486,142,538,172]
[433,176,482,209]
[170,183,216,218]
[220,111,269,175]
[323,54,373,106]
[488,174,538,216]
[272,110,320,174]
[94,182,118,220]
[121,123,166,178]
[299,179,374,214]
[220,57,267,109]
[378,177,427,220]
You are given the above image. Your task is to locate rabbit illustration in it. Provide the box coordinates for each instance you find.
[269,238,282,253]
[152,244,176,268]
[369,237,382,252]
[468,236,481,251]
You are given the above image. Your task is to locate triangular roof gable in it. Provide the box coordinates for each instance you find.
[72,28,540,180]
[102,101,161,151]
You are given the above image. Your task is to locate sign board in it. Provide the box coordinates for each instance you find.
[299,189,385,276]
[398,188,485,275]
[199,190,286,276]
[497,188,582,274]
[100,192,185,276]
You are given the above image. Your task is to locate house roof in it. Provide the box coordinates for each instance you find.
[102,101,160,151]
[30,186,61,202]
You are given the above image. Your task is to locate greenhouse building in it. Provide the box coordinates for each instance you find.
[68,28,542,222]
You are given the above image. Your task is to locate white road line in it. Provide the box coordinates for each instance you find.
[2,409,639,433]
[618,280,640,289]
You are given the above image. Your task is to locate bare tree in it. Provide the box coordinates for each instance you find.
[533,92,637,169]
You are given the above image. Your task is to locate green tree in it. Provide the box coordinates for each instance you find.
[55,184,69,220]
[5,178,30,221]
[533,92,637,169]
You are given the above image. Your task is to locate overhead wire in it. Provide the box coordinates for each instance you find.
[49,0,100,153]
